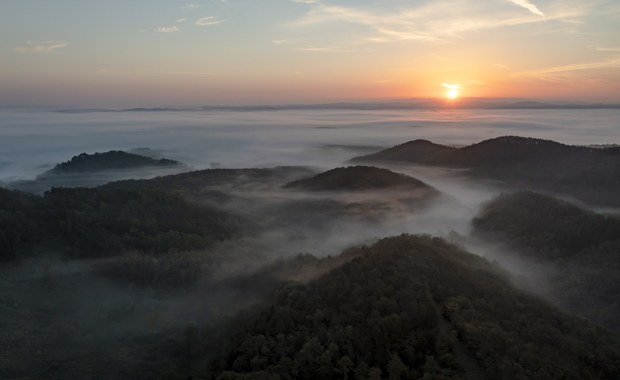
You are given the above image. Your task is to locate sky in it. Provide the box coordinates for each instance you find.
[1,0,620,107]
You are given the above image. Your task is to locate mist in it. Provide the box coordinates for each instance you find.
[1,105,619,378]
[1,107,619,182]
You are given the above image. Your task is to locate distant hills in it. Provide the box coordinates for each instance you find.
[196,235,620,379]
[8,150,186,194]
[43,150,181,175]
[55,99,620,113]
[284,166,435,192]
[473,191,620,332]
[352,136,620,206]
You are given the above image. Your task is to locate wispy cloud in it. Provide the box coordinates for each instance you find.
[195,16,225,26]
[15,41,69,54]
[596,46,620,52]
[294,45,354,52]
[289,0,581,45]
[158,26,180,33]
[513,56,620,77]
[442,83,462,89]
[508,0,545,16]
[176,18,188,23]
[136,71,225,76]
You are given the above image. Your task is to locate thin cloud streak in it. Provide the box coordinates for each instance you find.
[512,56,620,77]
[158,26,180,33]
[289,0,583,45]
[15,41,69,54]
[136,71,226,76]
[195,16,225,26]
[508,0,545,16]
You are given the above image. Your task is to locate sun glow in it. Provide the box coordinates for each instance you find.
[442,83,462,100]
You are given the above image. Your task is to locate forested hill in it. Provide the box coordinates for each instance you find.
[0,186,237,261]
[473,191,620,260]
[44,150,181,174]
[351,136,620,206]
[350,139,457,164]
[284,166,435,192]
[472,191,620,332]
[184,235,620,380]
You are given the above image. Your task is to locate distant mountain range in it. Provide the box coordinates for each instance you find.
[43,150,180,175]
[8,150,186,194]
[352,136,620,207]
[54,99,620,113]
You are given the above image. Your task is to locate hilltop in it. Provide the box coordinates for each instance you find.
[284,166,435,192]
[167,235,620,379]
[352,136,620,206]
[44,150,181,175]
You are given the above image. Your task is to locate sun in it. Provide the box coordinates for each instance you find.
[442,83,462,100]
[447,88,459,100]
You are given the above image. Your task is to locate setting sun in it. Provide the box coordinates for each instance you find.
[442,83,462,100]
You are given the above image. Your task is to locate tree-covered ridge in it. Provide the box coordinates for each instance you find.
[351,136,620,206]
[202,235,620,380]
[472,191,620,332]
[473,191,620,259]
[107,166,314,197]
[350,139,456,164]
[284,166,435,192]
[46,150,180,174]
[0,186,238,261]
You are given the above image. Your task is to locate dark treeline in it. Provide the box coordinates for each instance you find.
[0,186,237,261]
[45,151,180,175]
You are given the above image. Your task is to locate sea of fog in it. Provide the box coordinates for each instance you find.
[1,107,619,182]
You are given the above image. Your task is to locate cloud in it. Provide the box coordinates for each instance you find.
[176,18,188,23]
[596,47,620,52]
[195,16,225,26]
[508,0,545,16]
[442,83,462,89]
[512,56,620,77]
[294,45,354,52]
[136,71,224,76]
[158,26,180,33]
[288,0,581,45]
[15,41,69,54]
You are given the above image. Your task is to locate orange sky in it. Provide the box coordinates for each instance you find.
[1,0,620,106]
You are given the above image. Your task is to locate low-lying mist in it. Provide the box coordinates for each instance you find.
[2,106,619,378]
[2,107,618,182]
[1,159,516,378]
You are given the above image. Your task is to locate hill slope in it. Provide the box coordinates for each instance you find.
[180,235,620,379]
[352,136,620,206]
[284,166,435,192]
[473,191,620,331]
[0,186,237,261]
[350,140,456,164]
[44,150,180,174]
